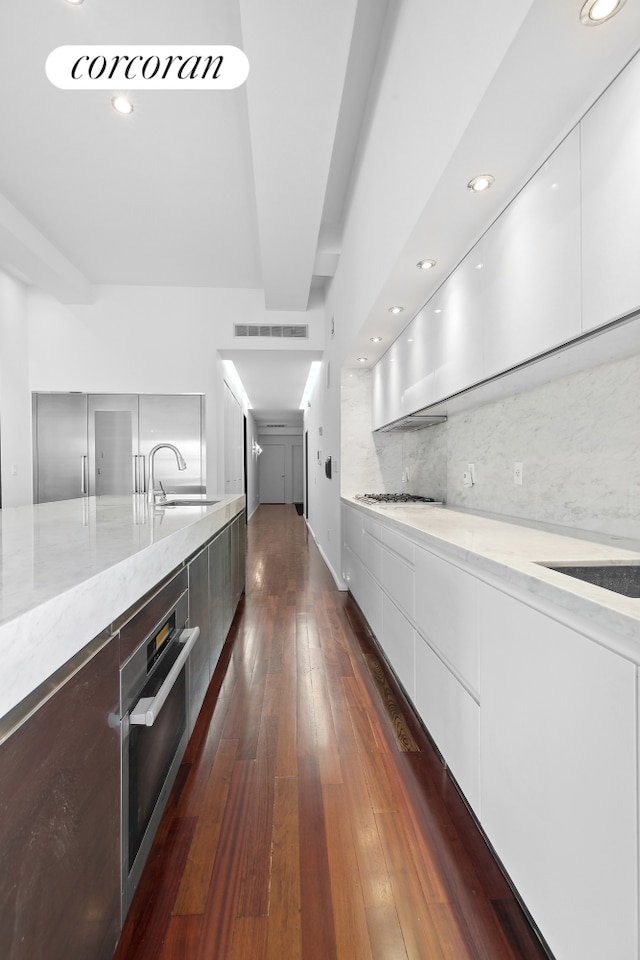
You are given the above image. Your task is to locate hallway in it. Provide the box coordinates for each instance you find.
[115,504,549,960]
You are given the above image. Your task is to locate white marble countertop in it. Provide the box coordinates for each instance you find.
[0,494,245,719]
[343,497,640,662]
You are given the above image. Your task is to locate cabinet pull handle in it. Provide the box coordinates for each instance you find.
[81,455,88,495]
[129,627,200,727]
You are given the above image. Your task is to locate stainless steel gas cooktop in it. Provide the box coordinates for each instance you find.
[354,493,443,505]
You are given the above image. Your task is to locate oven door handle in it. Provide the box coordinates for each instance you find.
[129,627,200,727]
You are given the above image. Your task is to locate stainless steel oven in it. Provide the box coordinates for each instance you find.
[119,573,199,918]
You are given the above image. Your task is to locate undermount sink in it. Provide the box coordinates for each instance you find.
[161,498,219,507]
[537,562,640,599]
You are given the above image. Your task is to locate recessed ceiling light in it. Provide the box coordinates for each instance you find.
[388,305,404,315]
[580,0,626,24]
[357,357,368,363]
[417,259,436,271]
[468,174,495,193]
[434,308,442,314]
[370,337,382,343]
[475,262,484,270]
[111,95,134,115]
[66,0,85,4]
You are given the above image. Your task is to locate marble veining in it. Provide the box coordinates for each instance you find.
[345,354,640,540]
[0,494,245,718]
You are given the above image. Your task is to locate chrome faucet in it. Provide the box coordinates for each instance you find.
[147,443,187,504]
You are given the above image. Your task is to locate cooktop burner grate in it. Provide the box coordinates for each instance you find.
[354,493,443,505]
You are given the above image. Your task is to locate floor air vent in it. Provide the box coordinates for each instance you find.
[234,324,308,339]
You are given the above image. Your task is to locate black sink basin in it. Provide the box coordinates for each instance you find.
[538,563,640,598]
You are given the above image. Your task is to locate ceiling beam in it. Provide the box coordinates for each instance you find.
[239,0,358,311]
[0,193,92,304]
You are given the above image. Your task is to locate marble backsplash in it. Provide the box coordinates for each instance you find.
[341,353,640,540]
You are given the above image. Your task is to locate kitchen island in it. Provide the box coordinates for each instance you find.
[0,493,245,722]
[0,493,245,960]
[342,497,640,960]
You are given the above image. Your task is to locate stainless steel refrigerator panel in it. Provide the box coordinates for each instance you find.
[88,395,139,496]
[33,393,205,503]
[138,395,205,495]
[32,393,88,503]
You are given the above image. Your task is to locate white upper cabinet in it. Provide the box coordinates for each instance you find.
[371,304,439,429]
[371,336,402,429]
[370,53,640,431]
[399,304,438,416]
[482,127,581,376]
[432,241,485,400]
[581,51,640,332]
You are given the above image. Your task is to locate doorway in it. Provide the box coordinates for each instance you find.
[259,444,285,503]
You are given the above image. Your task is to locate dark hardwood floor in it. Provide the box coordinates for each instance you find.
[114,504,549,960]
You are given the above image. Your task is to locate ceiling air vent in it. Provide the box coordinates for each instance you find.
[234,324,308,339]
[265,424,287,428]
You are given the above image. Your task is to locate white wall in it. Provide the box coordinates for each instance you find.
[304,346,344,584]
[0,272,32,506]
[25,284,322,499]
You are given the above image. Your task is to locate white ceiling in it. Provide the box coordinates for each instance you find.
[1,0,639,419]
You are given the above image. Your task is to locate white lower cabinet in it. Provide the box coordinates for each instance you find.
[414,632,480,816]
[362,519,384,582]
[342,504,638,959]
[342,542,363,610]
[479,584,638,960]
[414,546,479,695]
[382,548,414,620]
[362,566,383,641]
[381,593,415,701]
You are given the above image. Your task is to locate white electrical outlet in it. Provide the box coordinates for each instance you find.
[514,461,523,485]
[463,463,475,487]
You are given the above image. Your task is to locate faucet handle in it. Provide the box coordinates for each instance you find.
[157,480,167,503]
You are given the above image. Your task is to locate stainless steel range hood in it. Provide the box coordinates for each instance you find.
[374,413,447,433]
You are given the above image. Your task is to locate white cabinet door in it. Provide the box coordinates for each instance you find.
[414,633,480,815]
[432,241,485,401]
[399,304,439,417]
[581,51,640,331]
[362,566,383,641]
[381,594,415,702]
[382,548,414,620]
[342,542,364,610]
[342,504,363,560]
[414,547,479,695]
[371,338,403,430]
[479,584,638,960]
[483,128,581,376]
[371,352,389,431]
